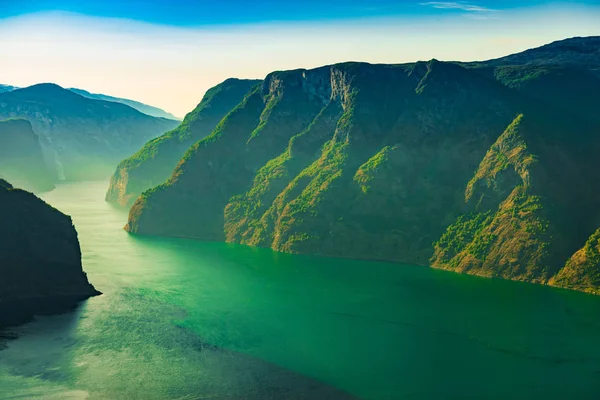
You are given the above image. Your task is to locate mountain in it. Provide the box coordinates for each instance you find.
[0,84,179,181]
[478,36,600,73]
[431,111,600,287]
[123,36,600,295]
[0,118,55,192]
[0,84,179,120]
[126,61,523,252]
[0,84,18,93]
[69,88,180,120]
[106,78,260,206]
[0,179,100,328]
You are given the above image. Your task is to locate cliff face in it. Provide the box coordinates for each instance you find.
[0,84,178,181]
[0,118,55,192]
[123,37,600,295]
[431,113,600,284]
[106,79,261,207]
[0,180,100,328]
[126,61,521,254]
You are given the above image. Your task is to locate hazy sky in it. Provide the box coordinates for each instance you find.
[1,1,599,117]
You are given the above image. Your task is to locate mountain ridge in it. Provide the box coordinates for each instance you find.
[69,87,180,120]
[121,36,600,295]
[0,83,178,181]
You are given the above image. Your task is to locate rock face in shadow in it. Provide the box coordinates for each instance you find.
[0,83,178,181]
[123,37,600,295]
[0,118,55,193]
[106,78,261,207]
[0,179,100,328]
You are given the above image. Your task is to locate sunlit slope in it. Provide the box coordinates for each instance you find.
[106,78,260,206]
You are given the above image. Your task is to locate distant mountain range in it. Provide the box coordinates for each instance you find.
[0,83,178,182]
[0,84,180,120]
[114,36,600,296]
[68,88,180,120]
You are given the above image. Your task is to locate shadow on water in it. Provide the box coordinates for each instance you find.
[0,301,86,350]
[0,287,357,400]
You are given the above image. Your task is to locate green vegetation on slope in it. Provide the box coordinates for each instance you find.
[124,37,600,295]
[106,78,261,206]
[550,229,600,295]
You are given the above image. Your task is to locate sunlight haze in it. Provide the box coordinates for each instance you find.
[1,2,599,118]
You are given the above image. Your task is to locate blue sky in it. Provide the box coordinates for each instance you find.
[2,0,595,25]
[0,1,598,116]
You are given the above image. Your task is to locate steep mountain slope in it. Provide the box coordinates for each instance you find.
[0,118,55,192]
[0,179,100,328]
[550,229,600,295]
[126,61,521,255]
[69,88,180,120]
[431,113,600,283]
[0,84,178,181]
[106,78,260,206]
[124,36,600,295]
[472,65,600,122]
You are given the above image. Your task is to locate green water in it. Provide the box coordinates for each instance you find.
[2,181,600,399]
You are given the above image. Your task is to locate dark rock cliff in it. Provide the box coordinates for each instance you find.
[0,180,100,328]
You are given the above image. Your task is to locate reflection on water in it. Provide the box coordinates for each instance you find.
[1,181,600,399]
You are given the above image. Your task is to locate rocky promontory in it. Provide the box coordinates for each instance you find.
[0,179,100,328]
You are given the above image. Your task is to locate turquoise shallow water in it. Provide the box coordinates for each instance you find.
[2,181,600,399]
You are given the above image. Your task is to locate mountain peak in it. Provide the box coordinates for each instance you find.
[4,83,82,102]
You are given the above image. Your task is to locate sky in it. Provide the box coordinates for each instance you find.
[0,1,599,117]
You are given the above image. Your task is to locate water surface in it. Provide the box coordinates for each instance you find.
[2,181,600,399]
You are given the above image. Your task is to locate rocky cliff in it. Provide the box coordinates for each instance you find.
[0,179,100,328]
[0,118,55,192]
[106,78,261,206]
[124,36,600,295]
[126,61,521,253]
[0,84,178,181]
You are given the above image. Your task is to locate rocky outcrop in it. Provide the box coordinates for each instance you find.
[431,113,600,285]
[0,118,55,192]
[106,78,261,207]
[0,180,100,328]
[0,83,178,181]
[550,229,600,295]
